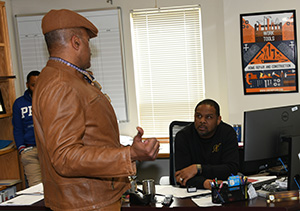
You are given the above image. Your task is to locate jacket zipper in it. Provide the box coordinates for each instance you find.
[111,178,115,190]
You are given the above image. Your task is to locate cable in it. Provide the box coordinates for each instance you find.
[278,157,300,190]
[278,157,288,172]
[293,177,300,190]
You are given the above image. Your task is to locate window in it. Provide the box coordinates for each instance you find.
[130,5,205,137]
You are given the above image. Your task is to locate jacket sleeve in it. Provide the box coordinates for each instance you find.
[35,83,136,178]
[175,130,192,171]
[175,130,207,188]
[12,100,26,153]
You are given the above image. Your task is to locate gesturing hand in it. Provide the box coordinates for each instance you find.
[130,127,160,161]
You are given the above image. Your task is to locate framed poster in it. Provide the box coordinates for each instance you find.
[0,90,6,114]
[240,10,298,94]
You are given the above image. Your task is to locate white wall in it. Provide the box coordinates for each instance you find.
[223,0,300,129]
[6,0,228,137]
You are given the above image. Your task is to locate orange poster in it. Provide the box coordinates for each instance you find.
[240,10,298,94]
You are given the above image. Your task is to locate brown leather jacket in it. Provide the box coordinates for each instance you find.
[32,60,136,210]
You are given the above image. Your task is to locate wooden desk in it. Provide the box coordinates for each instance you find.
[1,196,299,211]
[122,196,300,211]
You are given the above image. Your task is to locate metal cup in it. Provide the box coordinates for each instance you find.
[142,179,155,201]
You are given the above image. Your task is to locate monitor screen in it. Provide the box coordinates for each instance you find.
[242,104,300,175]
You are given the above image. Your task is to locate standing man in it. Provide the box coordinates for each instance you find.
[175,99,239,189]
[12,70,41,187]
[32,9,160,211]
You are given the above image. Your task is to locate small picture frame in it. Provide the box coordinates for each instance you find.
[0,90,6,114]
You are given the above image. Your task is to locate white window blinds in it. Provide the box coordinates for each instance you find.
[130,6,205,137]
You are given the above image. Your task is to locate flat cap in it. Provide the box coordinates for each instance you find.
[42,9,98,38]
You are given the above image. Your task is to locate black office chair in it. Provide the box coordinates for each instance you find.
[169,121,192,185]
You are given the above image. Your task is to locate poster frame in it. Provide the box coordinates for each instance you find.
[240,10,298,95]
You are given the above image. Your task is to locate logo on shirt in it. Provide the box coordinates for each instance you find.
[21,106,32,118]
[212,143,222,153]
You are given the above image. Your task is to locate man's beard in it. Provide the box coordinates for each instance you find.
[28,88,33,96]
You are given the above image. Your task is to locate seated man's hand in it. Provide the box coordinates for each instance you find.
[130,127,160,161]
[175,164,198,187]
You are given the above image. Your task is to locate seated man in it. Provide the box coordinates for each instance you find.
[12,70,41,187]
[175,99,239,189]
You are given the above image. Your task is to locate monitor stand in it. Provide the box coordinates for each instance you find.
[284,136,300,190]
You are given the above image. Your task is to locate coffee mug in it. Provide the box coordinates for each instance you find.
[142,179,155,201]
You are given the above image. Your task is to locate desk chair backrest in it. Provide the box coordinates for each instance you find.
[169,121,193,185]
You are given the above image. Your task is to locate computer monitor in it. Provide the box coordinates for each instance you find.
[242,104,300,175]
